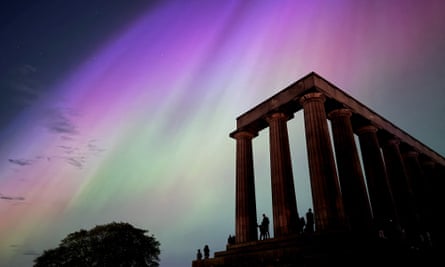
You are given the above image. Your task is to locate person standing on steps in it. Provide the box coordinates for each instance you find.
[258,213,270,240]
[196,249,202,260]
[203,244,210,259]
[305,208,314,233]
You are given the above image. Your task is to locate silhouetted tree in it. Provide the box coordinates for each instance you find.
[33,222,160,267]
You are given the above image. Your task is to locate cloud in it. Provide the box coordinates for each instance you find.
[87,139,106,154]
[0,63,44,128]
[2,64,42,106]
[9,81,40,97]
[16,64,37,75]
[8,127,105,171]
[58,145,75,154]
[23,250,40,256]
[46,114,77,134]
[8,158,33,166]
[44,107,79,135]
[0,193,25,201]
[55,139,105,169]
[7,244,40,256]
[65,157,84,169]
[60,135,74,141]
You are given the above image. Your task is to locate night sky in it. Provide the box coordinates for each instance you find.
[1,1,445,266]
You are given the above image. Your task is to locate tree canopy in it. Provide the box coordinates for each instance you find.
[33,222,160,267]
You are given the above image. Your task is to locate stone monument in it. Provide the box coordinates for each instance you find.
[192,72,445,267]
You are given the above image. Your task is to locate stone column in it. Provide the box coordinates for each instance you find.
[429,164,445,247]
[382,139,418,236]
[420,159,436,233]
[402,151,424,230]
[356,125,399,236]
[266,112,299,237]
[328,109,372,233]
[232,130,258,243]
[299,92,347,233]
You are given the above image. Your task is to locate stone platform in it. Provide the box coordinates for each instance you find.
[192,232,438,267]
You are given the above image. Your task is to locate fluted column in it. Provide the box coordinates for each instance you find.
[430,164,445,216]
[233,130,258,243]
[356,125,399,235]
[430,164,445,248]
[267,112,299,237]
[299,92,347,233]
[328,109,372,233]
[420,159,436,233]
[402,151,424,230]
[382,139,418,236]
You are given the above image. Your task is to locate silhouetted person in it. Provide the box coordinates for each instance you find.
[305,208,314,233]
[258,213,270,240]
[203,244,210,259]
[227,235,235,245]
[196,249,202,260]
[299,216,306,234]
[258,223,266,240]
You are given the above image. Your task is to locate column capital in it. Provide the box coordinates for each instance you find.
[265,111,291,123]
[299,92,325,105]
[328,108,352,119]
[421,159,436,168]
[402,151,419,159]
[231,129,257,139]
[356,125,378,135]
[384,138,400,147]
